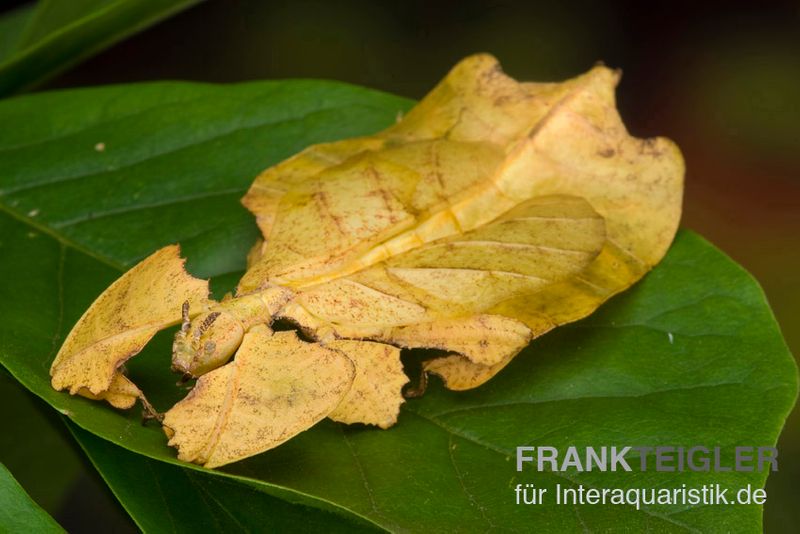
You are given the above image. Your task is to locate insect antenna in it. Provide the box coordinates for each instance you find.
[194,312,221,339]
[180,301,191,333]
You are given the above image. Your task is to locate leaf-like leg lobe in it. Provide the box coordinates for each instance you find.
[163,326,355,468]
[50,245,211,405]
[326,339,408,428]
[77,372,142,409]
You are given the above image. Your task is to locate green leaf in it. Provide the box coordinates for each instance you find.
[66,421,377,533]
[0,0,203,96]
[0,463,64,533]
[0,4,36,62]
[0,80,796,532]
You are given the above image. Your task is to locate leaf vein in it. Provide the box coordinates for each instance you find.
[52,187,244,228]
[404,410,703,533]
[426,382,745,420]
[447,434,495,530]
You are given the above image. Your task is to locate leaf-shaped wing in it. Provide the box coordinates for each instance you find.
[259,54,682,390]
[238,54,572,292]
[242,53,681,287]
[50,245,211,400]
[163,326,355,468]
[285,194,605,330]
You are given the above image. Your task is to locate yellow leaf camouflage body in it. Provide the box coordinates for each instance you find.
[50,54,683,468]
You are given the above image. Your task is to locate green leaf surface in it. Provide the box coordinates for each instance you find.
[0,0,202,96]
[0,3,36,62]
[0,463,64,533]
[0,80,795,533]
[66,421,377,533]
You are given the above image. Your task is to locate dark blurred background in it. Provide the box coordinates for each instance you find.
[3,0,798,531]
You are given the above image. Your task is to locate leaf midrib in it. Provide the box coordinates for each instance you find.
[424,381,750,419]
[0,201,123,270]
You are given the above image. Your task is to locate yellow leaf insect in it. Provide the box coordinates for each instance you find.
[50,54,683,468]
